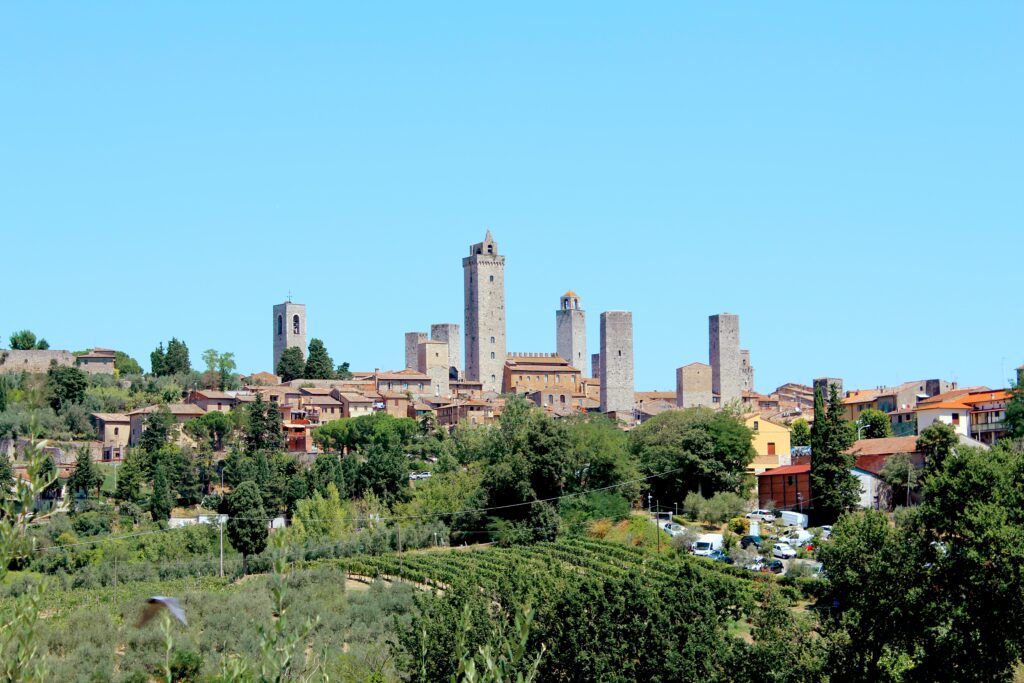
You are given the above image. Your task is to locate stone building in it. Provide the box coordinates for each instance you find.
[676,362,713,408]
[591,353,601,380]
[417,339,451,397]
[813,377,844,402]
[404,332,427,370]
[76,348,116,375]
[555,291,587,374]
[740,349,755,392]
[502,353,583,406]
[599,311,634,416]
[430,323,461,379]
[463,231,506,393]
[273,301,306,372]
[710,313,742,406]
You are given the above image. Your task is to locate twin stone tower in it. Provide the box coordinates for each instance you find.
[274,233,749,417]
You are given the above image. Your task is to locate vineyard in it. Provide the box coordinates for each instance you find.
[328,537,799,604]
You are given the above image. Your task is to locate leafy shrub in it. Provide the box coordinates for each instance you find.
[728,516,749,535]
[72,511,112,537]
[589,519,612,538]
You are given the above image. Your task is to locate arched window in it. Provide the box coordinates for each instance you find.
[293,315,300,334]
[490,374,496,384]
[490,352,495,359]
[560,395,566,404]
[489,275,494,282]
[490,336,495,344]
[277,315,283,335]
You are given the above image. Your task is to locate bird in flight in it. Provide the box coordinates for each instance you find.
[136,596,188,628]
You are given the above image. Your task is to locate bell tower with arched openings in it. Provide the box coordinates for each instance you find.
[272,300,306,373]
[556,290,587,375]
[463,230,506,393]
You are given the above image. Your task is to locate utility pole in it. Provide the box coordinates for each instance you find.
[906,465,912,508]
[219,518,224,578]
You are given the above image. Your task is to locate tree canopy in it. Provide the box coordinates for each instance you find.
[304,338,334,380]
[276,346,305,382]
[856,407,892,439]
[9,330,47,350]
[227,480,269,571]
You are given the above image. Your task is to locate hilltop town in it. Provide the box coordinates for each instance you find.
[2,233,1023,681]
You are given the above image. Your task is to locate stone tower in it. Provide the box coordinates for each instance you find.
[555,291,587,373]
[273,301,306,372]
[463,231,506,393]
[740,349,755,392]
[709,313,742,406]
[599,311,634,415]
[430,323,461,379]
[676,362,713,408]
[405,332,428,370]
[591,353,602,380]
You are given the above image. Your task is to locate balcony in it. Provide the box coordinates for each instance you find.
[971,421,1004,434]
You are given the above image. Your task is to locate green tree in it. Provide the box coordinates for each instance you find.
[0,450,13,494]
[631,407,755,504]
[304,338,334,380]
[790,418,811,447]
[139,405,175,453]
[291,483,345,542]
[164,337,191,375]
[9,330,39,350]
[245,394,284,453]
[809,384,858,522]
[115,450,144,503]
[113,351,143,376]
[184,410,235,451]
[34,338,49,350]
[564,416,640,501]
[150,342,167,376]
[202,348,219,388]
[46,364,87,411]
[66,448,103,498]
[878,452,919,509]
[149,461,173,522]
[917,420,959,475]
[856,408,892,439]
[276,346,305,382]
[335,361,352,380]
[227,480,269,573]
[217,351,236,391]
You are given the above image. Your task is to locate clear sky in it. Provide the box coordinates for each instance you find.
[2,3,1021,392]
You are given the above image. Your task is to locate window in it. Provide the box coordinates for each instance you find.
[277,315,283,335]
[114,427,119,435]
[787,476,795,486]
[490,336,495,344]
[548,394,553,404]
[560,395,566,404]
[952,412,960,425]
[753,421,759,431]
[490,352,495,359]
[491,374,496,383]
[293,315,300,334]
[489,275,494,282]
[768,442,776,455]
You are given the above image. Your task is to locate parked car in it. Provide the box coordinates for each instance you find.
[761,559,785,574]
[820,525,833,540]
[662,522,686,537]
[739,535,762,549]
[778,511,809,528]
[708,549,734,564]
[746,509,776,523]
[780,529,812,546]
[772,543,797,559]
[691,534,724,557]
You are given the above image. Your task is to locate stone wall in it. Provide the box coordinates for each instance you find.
[430,323,461,378]
[599,311,634,415]
[676,362,713,408]
[417,340,450,397]
[405,332,427,370]
[0,349,75,374]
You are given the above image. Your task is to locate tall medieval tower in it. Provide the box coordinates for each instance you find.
[599,310,634,415]
[709,313,742,405]
[273,301,306,372]
[556,291,587,373]
[463,231,506,393]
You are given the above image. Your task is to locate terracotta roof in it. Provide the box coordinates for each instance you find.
[191,390,235,400]
[91,412,129,422]
[299,387,332,395]
[962,390,1011,404]
[915,401,971,412]
[756,463,810,477]
[375,370,430,381]
[847,436,918,457]
[917,387,985,406]
[337,392,373,403]
[635,391,676,402]
[77,348,116,359]
[302,396,342,406]
[129,403,205,417]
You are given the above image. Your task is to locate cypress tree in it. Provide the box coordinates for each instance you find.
[227,480,268,573]
[150,461,173,522]
[304,338,334,379]
[164,337,191,375]
[67,448,103,498]
[809,383,858,522]
[276,346,305,382]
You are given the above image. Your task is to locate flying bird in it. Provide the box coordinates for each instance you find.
[136,596,188,628]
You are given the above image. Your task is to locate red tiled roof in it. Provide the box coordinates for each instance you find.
[962,390,1011,404]
[755,463,810,477]
[847,436,918,457]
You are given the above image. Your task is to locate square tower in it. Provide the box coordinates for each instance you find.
[676,362,713,408]
[709,313,742,406]
[599,311,634,415]
[555,291,587,373]
[405,332,427,370]
[273,302,306,372]
[463,231,506,393]
[430,323,461,379]
[417,339,451,397]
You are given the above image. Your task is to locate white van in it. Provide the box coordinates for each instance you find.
[691,534,723,557]
[779,511,809,528]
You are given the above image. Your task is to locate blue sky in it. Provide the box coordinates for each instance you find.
[2,3,1021,392]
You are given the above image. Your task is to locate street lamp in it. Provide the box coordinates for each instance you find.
[647,493,652,514]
